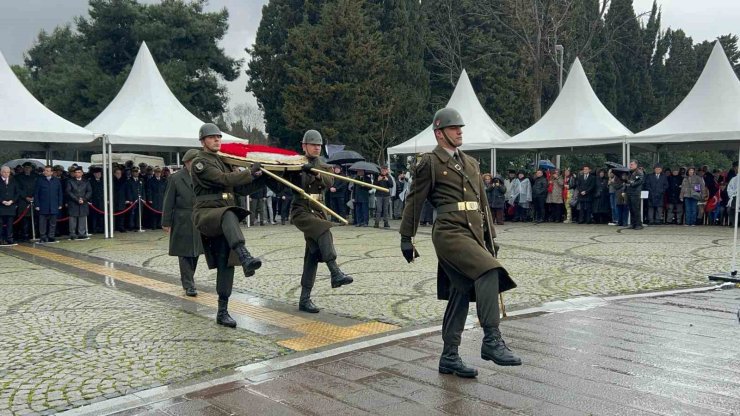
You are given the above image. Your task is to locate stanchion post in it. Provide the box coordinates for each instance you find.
[30,201,37,241]
[137,197,145,232]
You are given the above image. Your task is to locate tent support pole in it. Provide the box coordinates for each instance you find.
[176,152,180,166]
[108,141,115,238]
[102,136,109,239]
[732,145,740,274]
[491,148,496,176]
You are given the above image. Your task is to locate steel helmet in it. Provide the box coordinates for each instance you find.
[302,129,323,145]
[199,123,222,140]
[432,108,465,130]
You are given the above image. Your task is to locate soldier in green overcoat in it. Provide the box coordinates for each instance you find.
[400,108,521,378]
[289,130,353,313]
[162,149,204,297]
[190,123,265,328]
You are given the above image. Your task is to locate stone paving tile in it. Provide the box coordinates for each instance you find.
[144,288,740,416]
[55,221,724,326]
[0,253,288,416]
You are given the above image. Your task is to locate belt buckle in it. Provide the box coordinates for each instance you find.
[457,202,465,211]
[466,201,478,210]
[222,193,228,200]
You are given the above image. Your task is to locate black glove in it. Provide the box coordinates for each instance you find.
[250,162,262,175]
[400,235,419,263]
[302,163,318,175]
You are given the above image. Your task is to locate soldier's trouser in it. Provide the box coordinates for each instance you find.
[178,256,198,290]
[69,216,87,237]
[221,210,245,250]
[39,215,57,239]
[442,269,501,347]
[300,231,338,290]
[212,235,235,300]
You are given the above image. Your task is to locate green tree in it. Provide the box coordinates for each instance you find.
[21,0,239,126]
[282,0,392,161]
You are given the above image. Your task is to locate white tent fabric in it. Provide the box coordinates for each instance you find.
[630,41,740,145]
[86,42,239,148]
[388,69,509,155]
[498,58,631,150]
[0,50,96,147]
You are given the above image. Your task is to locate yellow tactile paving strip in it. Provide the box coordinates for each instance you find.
[10,245,399,351]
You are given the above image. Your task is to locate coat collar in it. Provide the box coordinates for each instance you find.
[433,145,467,177]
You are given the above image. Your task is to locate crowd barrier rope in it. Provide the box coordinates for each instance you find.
[140,199,163,215]
[88,201,139,216]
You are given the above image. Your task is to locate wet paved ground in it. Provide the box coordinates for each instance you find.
[105,288,740,416]
[0,221,737,415]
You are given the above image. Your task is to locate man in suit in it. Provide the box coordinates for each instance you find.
[146,167,167,230]
[0,166,19,245]
[14,162,37,242]
[162,150,203,297]
[66,166,92,240]
[125,167,145,230]
[89,167,105,233]
[576,164,596,224]
[400,108,520,379]
[644,163,669,225]
[34,166,64,243]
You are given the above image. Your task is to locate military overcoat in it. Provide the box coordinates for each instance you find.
[162,168,203,257]
[400,146,516,301]
[290,157,335,240]
[191,150,262,269]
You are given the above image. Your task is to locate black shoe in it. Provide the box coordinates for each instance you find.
[383,222,390,228]
[48,238,56,243]
[216,299,236,328]
[633,225,644,230]
[39,237,48,243]
[70,235,77,240]
[234,244,262,277]
[439,345,478,378]
[481,327,521,366]
[185,288,197,297]
[373,222,380,228]
[299,299,320,313]
[328,260,353,288]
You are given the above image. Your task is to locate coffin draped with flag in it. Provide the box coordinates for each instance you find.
[218,143,307,170]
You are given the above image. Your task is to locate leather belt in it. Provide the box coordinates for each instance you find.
[196,193,232,202]
[437,201,480,214]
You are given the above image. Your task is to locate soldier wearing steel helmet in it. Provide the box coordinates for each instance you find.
[190,123,265,328]
[289,129,353,313]
[400,108,521,379]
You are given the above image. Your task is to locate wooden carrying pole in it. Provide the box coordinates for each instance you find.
[311,168,390,193]
[259,168,348,225]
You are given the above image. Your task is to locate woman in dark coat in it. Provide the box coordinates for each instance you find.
[145,167,167,229]
[486,174,506,225]
[592,169,611,224]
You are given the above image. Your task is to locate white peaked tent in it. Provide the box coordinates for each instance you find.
[0,50,96,149]
[630,41,740,147]
[498,58,631,153]
[86,42,240,149]
[388,69,509,155]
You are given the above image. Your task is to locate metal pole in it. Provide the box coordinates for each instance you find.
[732,145,740,274]
[30,201,36,241]
[137,196,144,232]
[108,141,115,238]
[102,136,109,239]
[176,152,181,166]
[490,148,495,175]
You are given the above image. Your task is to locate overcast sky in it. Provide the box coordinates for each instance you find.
[0,0,737,114]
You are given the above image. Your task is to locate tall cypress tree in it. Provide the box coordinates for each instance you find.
[247,0,325,148]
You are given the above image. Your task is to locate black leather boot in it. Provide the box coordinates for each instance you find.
[298,287,320,313]
[216,299,237,328]
[327,260,353,288]
[234,244,262,277]
[438,344,478,378]
[481,327,521,366]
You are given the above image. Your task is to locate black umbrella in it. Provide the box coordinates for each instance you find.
[349,161,380,174]
[605,161,623,168]
[327,150,365,165]
[612,166,631,174]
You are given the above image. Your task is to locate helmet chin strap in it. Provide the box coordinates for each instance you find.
[441,129,458,149]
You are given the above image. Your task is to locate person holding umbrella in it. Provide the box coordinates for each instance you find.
[400,107,520,379]
[290,130,354,313]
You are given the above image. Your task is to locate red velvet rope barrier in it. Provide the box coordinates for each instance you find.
[12,205,30,225]
[88,200,139,216]
[140,199,163,215]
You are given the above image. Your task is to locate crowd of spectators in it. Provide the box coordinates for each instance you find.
[485,161,740,227]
